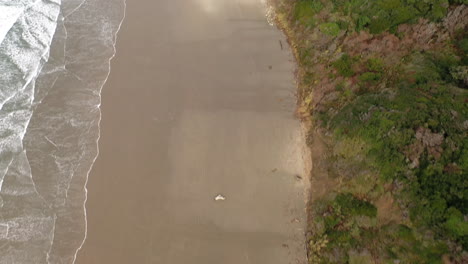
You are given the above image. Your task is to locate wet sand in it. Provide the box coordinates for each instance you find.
[75,0,307,263]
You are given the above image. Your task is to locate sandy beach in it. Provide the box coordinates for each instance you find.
[75,0,307,263]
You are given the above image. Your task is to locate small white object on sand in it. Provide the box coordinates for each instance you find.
[214,194,226,201]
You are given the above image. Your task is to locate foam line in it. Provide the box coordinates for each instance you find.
[71,1,127,262]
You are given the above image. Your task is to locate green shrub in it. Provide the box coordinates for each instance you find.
[319,22,341,36]
[458,38,468,54]
[332,0,452,34]
[294,0,323,26]
[450,66,468,86]
[324,214,341,230]
[337,20,349,30]
[456,37,468,65]
[335,81,345,91]
[426,0,449,21]
[445,208,468,238]
[359,72,382,84]
[393,224,414,241]
[367,0,419,33]
[331,0,347,10]
[298,47,313,66]
[356,16,371,31]
[368,17,393,34]
[335,193,377,217]
[332,54,356,77]
[327,229,354,247]
[367,58,385,72]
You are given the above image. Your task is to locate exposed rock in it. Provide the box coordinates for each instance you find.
[406,127,445,168]
[406,141,425,169]
[416,127,444,148]
[443,5,468,36]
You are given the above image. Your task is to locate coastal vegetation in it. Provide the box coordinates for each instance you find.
[273,0,467,263]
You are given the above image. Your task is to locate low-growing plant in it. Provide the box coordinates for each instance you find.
[319,22,340,36]
[335,81,345,91]
[367,58,385,73]
[359,72,382,84]
[294,0,323,26]
[335,193,377,217]
[332,54,356,77]
[337,20,349,30]
[356,15,371,31]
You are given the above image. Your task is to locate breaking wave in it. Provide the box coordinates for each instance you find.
[0,0,125,263]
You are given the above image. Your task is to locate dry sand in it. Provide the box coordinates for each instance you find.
[75,0,307,263]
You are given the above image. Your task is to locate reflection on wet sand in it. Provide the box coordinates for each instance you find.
[76,0,307,263]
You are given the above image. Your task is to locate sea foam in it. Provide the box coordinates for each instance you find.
[0,0,125,262]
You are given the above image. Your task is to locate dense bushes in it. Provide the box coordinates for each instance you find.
[318,22,340,36]
[332,54,355,77]
[294,0,323,26]
[318,47,467,263]
[298,0,461,33]
[335,193,377,217]
[327,52,468,249]
[281,0,468,262]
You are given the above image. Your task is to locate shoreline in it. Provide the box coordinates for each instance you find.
[76,1,308,263]
[73,2,128,263]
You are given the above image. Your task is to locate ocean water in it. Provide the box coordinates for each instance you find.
[0,0,125,263]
